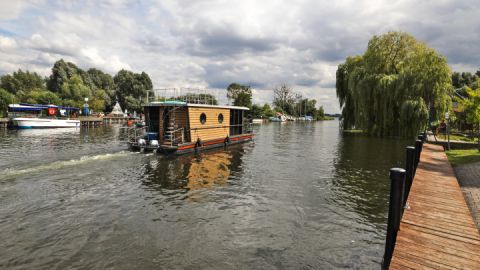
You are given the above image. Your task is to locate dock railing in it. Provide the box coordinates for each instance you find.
[382,134,425,269]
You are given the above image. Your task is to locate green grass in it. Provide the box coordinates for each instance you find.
[436,134,478,142]
[446,149,480,166]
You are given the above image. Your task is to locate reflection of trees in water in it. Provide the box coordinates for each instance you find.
[332,133,409,226]
[142,146,245,193]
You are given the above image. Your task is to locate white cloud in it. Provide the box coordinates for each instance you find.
[0,36,17,50]
[0,0,479,113]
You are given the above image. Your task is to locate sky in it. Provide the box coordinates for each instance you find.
[0,0,479,113]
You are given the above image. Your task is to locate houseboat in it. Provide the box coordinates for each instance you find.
[129,94,253,154]
[8,103,80,128]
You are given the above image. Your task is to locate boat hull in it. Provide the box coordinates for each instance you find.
[164,133,254,155]
[12,118,80,128]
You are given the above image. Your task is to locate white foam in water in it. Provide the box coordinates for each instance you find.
[0,151,134,179]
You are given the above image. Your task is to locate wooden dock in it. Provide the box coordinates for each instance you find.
[389,144,480,269]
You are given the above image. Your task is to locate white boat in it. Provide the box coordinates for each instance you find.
[8,104,80,129]
[269,114,287,122]
[12,117,80,128]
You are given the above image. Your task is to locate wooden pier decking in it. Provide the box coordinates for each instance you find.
[390,144,480,269]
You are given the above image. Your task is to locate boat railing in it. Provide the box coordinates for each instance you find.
[126,126,146,142]
[170,127,185,146]
[145,88,223,106]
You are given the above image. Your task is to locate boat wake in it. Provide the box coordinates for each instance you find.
[0,151,134,180]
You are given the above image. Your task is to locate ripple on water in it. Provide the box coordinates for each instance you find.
[0,122,410,269]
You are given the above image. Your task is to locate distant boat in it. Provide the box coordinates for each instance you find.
[269,114,287,122]
[8,104,80,129]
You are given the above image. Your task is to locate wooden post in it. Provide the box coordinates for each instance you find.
[404,146,416,205]
[383,168,406,270]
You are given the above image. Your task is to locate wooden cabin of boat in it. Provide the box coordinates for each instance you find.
[143,101,253,154]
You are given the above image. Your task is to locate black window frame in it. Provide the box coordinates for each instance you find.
[200,113,207,124]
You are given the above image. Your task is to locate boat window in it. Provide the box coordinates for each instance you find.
[200,113,207,124]
[218,113,224,123]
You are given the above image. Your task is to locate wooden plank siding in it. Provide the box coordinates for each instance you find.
[188,107,230,142]
[170,107,190,142]
[390,144,480,269]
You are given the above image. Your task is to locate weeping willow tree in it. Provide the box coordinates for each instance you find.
[336,31,452,138]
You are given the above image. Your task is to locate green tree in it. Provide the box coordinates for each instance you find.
[60,75,91,107]
[227,83,251,101]
[47,59,82,93]
[462,86,480,150]
[250,104,262,118]
[114,69,153,113]
[24,90,61,105]
[315,106,325,120]
[273,84,295,115]
[261,103,274,117]
[233,91,252,108]
[0,88,15,117]
[90,89,109,112]
[0,69,46,99]
[87,68,115,110]
[336,31,451,138]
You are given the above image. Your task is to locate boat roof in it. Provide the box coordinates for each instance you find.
[9,103,80,111]
[144,101,249,110]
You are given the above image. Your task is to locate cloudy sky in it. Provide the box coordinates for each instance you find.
[0,0,479,113]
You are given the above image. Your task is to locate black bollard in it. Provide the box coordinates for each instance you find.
[382,168,406,270]
[414,140,422,171]
[404,147,416,205]
[418,134,424,143]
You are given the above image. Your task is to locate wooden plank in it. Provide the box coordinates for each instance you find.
[390,143,480,269]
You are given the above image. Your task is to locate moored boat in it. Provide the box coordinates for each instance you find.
[8,104,80,128]
[128,89,254,154]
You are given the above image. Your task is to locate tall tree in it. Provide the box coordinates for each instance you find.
[113,70,153,113]
[60,75,91,107]
[233,91,252,108]
[0,88,15,117]
[336,31,451,138]
[47,59,81,93]
[0,69,45,98]
[273,84,295,114]
[462,86,480,150]
[227,83,252,102]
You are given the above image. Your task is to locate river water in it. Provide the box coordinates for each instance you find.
[0,120,410,269]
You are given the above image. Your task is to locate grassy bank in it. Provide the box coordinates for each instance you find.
[446,149,480,166]
[436,134,479,142]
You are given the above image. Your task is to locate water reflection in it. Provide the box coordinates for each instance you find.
[332,132,410,225]
[141,146,245,193]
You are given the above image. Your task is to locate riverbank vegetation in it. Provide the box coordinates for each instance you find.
[446,149,480,166]
[336,31,452,138]
[226,82,328,120]
[0,59,152,117]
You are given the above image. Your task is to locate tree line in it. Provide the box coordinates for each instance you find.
[226,83,326,120]
[0,59,153,117]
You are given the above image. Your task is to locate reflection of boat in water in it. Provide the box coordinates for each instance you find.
[141,145,246,193]
[8,104,80,128]
[14,128,81,137]
[186,151,231,190]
